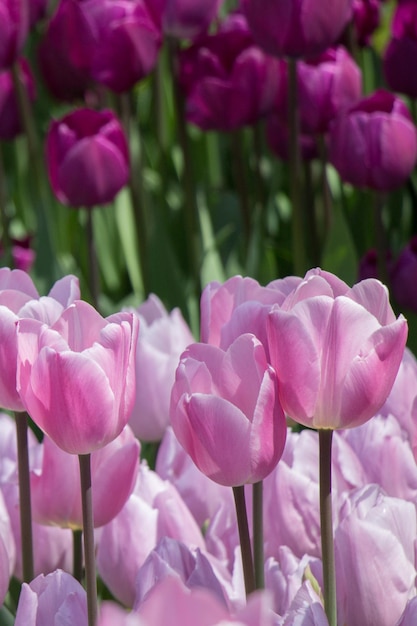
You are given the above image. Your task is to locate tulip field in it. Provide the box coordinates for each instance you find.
[2,0,417,625]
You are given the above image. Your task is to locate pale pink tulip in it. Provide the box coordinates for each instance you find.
[0,270,79,411]
[16,300,139,454]
[335,485,416,626]
[15,569,87,626]
[127,294,194,441]
[397,598,417,626]
[267,270,407,429]
[170,333,286,486]
[31,426,139,528]
[281,582,329,626]
[98,602,145,626]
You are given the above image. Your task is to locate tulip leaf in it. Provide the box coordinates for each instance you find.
[114,188,144,298]
[199,193,227,288]
[321,200,358,286]
[0,605,15,625]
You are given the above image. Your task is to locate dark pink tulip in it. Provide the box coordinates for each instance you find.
[179,13,282,131]
[357,248,393,281]
[383,0,417,99]
[335,485,416,626]
[127,294,194,442]
[81,0,162,93]
[266,112,319,162]
[28,0,48,27]
[0,0,29,70]
[241,0,352,58]
[159,0,220,39]
[390,237,417,312]
[170,333,286,486]
[0,58,35,140]
[276,47,362,135]
[15,570,87,626]
[0,270,79,412]
[329,89,417,191]
[267,269,408,430]
[31,427,139,528]
[16,300,139,454]
[46,108,130,208]
[38,0,96,101]
[352,0,381,47]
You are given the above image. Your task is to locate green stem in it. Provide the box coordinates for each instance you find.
[319,429,336,626]
[231,130,251,250]
[72,529,83,583]
[373,191,389,286]
[86,208,100,310]
[252,481,264,589]
[78,454,97,626]
[0,146,11,259]
[288,58,306,276]
[14,411,34,582]
[232,485,255,596]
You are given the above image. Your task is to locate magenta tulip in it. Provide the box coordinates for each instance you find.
[46,108,130,208]
[267,269,408,430]
[127,294,194,442]
[0,0,28,70]
[0,270,79,412]
[266,113,319,162]
[80,0,162,93]
[329,89,417,191]
[158,0,220,40]
[383,0,417,99]
[390,237,417,312]
[352,0,381,47]
[241,0,352,58]
[16,300,139,454]
[0,58,35,141]
[179,13,281,131]
[170,333,286,486]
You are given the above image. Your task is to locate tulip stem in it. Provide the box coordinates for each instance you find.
[73,529,83,583]
[78,454,97,626]
[288,58,306,276]
[86,208,100,310]
[231,130,251,250]
[319,429,336,626]
[373,191,389,286]
[252,481,264,589]
[15,411,34,583]
[233,485,255,596]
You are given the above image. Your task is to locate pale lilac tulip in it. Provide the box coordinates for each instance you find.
[0,270,79,411]
[15,569,87,626]
[31,426,140,528]
[267,270,408,429]
[127,294,194,441]
[156,427,232,527]
[335,485,416,626]
[281,582,329,626]
[97,463,204,606]
[16,300,139,454]
[170,333,286,486]
[134,537,229,609]
[397,598,417,626]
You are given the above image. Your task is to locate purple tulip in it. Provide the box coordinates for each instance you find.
[390,237,417,312]
[179,13,282,131]
[159,0,221,40]
[241,0,353,58]
[81,0,162,93]
[0,0,29,70]
[46,108,130,208]
[0,58,35,141]
[28,0,48,27]
[352,0,381,47]
[384,0,417,99]
[170,333,287,486]
[329,89,417,191]
[266,113,319,162]
[38,0,96,102]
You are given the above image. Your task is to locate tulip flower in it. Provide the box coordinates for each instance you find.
[390,237,417,313]
[16,300,139,455]
[127,294,194,442]
[383,0,417,99]
[266,113,319,162]
[0,270,80,412]
[329,89,417,192]
[170,333,287,486]
[267,269,408,430]
[179,13,282,131]
[15,570,88,626]
[352,0,381,47]
[46,108,130,208]
[158,0,220,40]
[80,0,162,93]
[0,0,29,70]
[0,58,35,141]
[31,427,140,529]
[241,0,352,58]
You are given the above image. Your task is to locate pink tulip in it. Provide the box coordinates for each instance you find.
[15,569,87,626]
[397,598,417,626]
[170,333,286,486]
[267,269,408,429]
[280,582,329,626]
[0,270,79,411]
[31,427,139,528]
[98,602,145,626]
[127,294,194,441]
[335,485,416,626]
[16,300,139,454]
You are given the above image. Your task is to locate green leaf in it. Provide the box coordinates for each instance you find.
[321,201,358,285]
